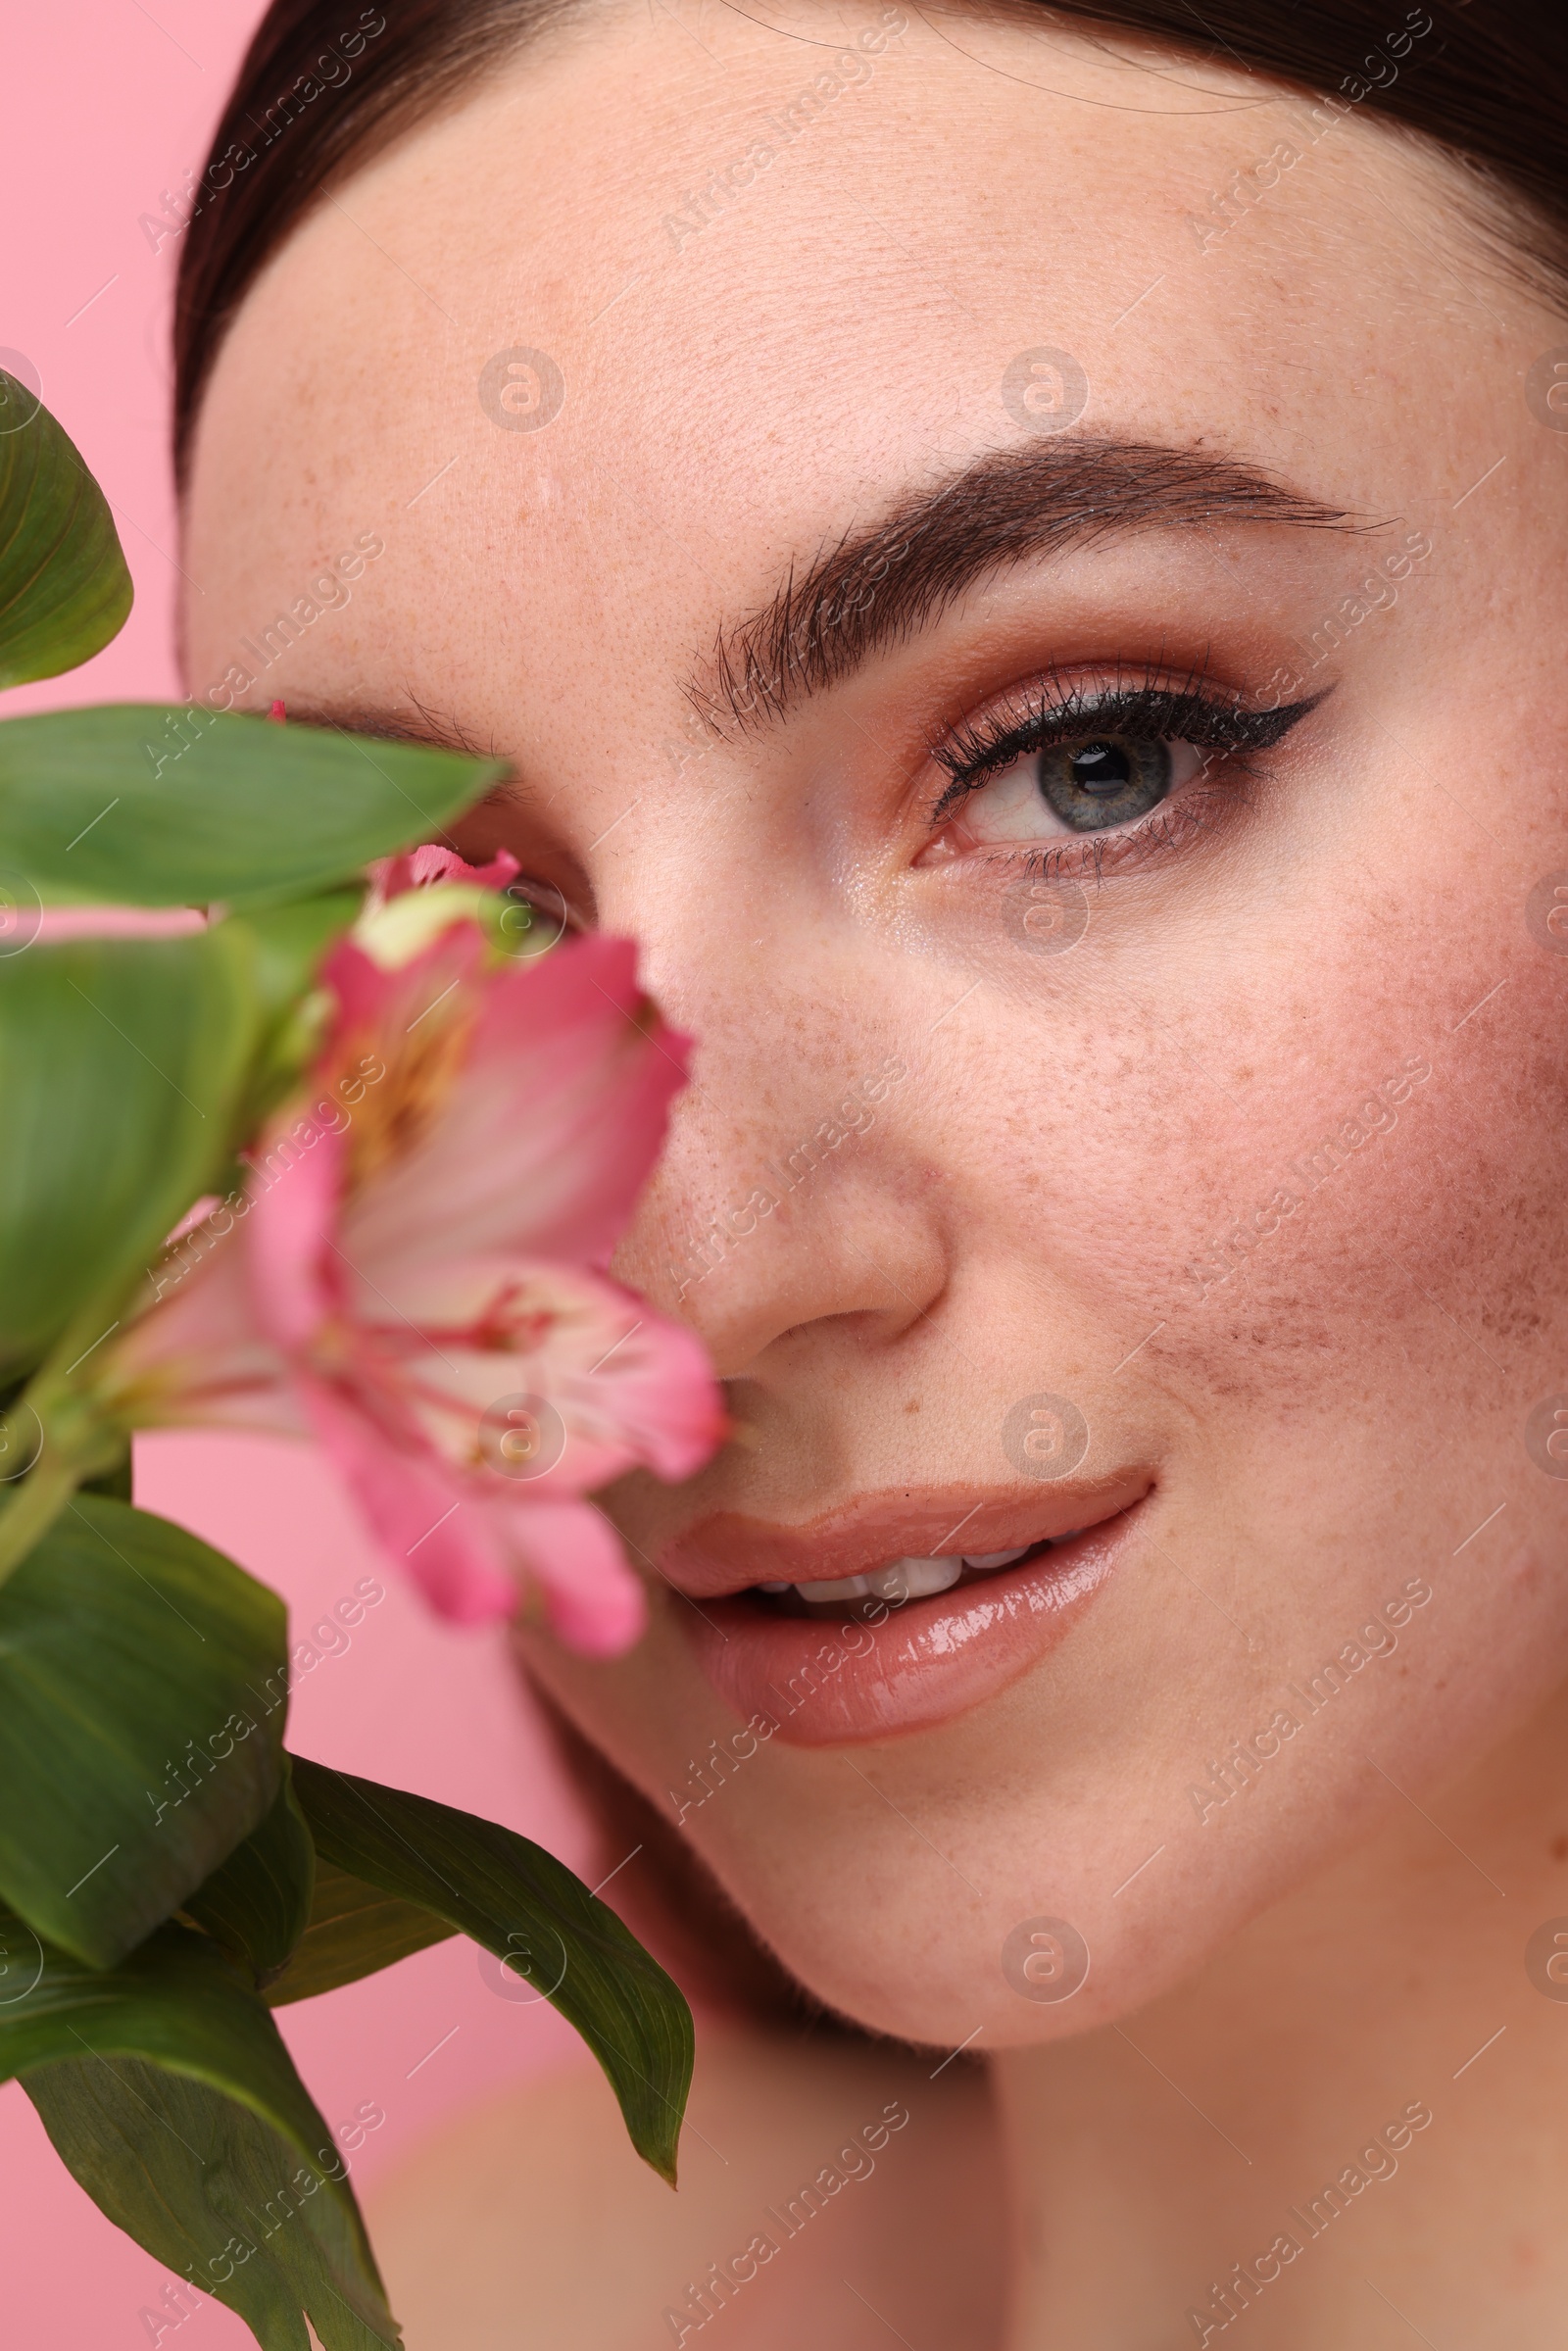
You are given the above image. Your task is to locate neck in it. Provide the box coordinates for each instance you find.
[992,1678,1568,2349]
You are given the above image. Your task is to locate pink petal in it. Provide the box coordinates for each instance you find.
[320,924,484,1053]
[105,1228,304,1437]
[301,1369,647,1648]
[298,1373,518,1624]
[406,844,519,892]
[576,1303,725,1484]
[345,935,688,1276]
[368,844,520,903]
[330,1257,725,1495]
[244,1121,345,1349]
[500,1497,647,1655]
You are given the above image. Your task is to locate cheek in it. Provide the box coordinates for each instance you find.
[555,1521,1568,2051]
[971,822,1568,1458]
[523,732,1568,2046]
[1160,916,1568,1495]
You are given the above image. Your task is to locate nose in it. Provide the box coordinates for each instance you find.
[610,989,949,1383]
[585,747,953,1382]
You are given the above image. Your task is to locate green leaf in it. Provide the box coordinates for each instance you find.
[8,1913,397,2349]
[28,2058,397,2351]
[78,1446,132,1502]
[292,1757,693,2184]
[234,891,363,1019]
[265,1856,455,2008]
[0,1497,288,1967]
[0,378,133,688]
[0,707,505,909]
[184,1762,316,1987]
[0,929,258,1378]
[222,891,364,1144]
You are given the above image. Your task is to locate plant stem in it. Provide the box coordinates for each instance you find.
[0,1452,78,1589]
[0,1276,148,1591]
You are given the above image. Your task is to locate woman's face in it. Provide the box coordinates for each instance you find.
[185,2,1568,2045]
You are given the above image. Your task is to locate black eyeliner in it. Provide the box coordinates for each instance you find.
[931,675,1328,821]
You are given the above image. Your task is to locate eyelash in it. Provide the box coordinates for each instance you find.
[928,661,1324,877]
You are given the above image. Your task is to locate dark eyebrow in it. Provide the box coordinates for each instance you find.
[278,697,491,759]
[684,436,1356,736]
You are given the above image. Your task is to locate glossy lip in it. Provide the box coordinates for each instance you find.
[662,1471,1152,1597]
[669,1477,1151,1745]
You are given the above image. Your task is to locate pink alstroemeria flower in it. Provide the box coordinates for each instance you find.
[110,858,724,1654]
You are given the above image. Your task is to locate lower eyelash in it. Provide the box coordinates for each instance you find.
[995,765,1248,884]
[927,665,1326,877]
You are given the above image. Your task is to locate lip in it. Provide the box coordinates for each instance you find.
[662,1473,1151,1596]
[668,1476,1150,1745]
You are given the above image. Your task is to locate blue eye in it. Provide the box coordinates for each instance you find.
[929,679,1325,858]
[956,732,1203,846]
[1039,734,1195,832]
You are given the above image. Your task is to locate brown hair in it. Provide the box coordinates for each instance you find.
[174,0,1568,486]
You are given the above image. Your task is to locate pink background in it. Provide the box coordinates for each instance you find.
[1,9,594,2341]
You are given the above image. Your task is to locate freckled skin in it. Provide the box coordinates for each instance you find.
[187,9,1568,2340]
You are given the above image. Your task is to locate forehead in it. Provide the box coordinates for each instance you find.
[181,4,1495,715]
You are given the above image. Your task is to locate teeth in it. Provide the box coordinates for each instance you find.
[762,1546,1051,1610]
[869,1555,963,1601]
[805,1573,874,1602]
[780,1556,965,1609]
